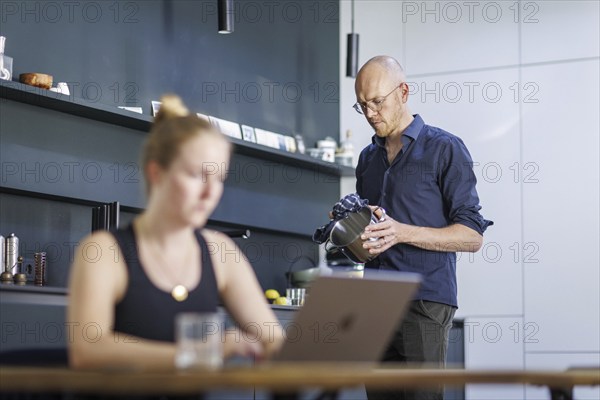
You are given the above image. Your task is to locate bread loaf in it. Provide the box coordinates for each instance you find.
[19,73,53,89]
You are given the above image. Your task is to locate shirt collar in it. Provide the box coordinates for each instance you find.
[372,114,424,148]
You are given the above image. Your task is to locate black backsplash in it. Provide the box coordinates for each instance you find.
[0,192,321,292]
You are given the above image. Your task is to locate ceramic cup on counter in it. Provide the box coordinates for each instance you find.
[175,312,223,370]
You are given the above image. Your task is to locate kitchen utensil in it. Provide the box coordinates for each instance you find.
[325,207,386,264]
[5,233,19,275]
[287,267,321,288]
[13,256,26,285]
[285,255,319,288]
[34,252,46,286]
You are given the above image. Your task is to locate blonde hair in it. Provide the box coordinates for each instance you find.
[142,94,229,187]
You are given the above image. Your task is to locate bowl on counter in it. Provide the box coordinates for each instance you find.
[329,265,364,279]
[286,255,322,288]
[286,266,321,288]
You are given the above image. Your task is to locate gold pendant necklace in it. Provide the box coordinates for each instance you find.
[137,220,196,303]
[171,284,189,302]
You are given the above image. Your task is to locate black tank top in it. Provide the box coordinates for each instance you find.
[112,224,219,343]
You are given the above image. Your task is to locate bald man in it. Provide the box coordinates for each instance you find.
[354,56,493,400]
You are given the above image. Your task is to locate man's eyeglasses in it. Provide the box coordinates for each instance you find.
[353,85,402,115]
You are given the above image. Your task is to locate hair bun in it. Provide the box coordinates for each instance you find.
[154,94,190,125]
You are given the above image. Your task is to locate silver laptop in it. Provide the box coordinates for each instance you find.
[272,271,421,362]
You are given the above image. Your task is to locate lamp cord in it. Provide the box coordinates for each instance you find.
[351,0,355,34]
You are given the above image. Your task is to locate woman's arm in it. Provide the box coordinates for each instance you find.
[67,231,176,370]
[205,230,284,359]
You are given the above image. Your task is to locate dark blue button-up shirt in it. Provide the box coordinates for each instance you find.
[356,114,492,307]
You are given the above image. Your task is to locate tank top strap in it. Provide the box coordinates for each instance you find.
[111,224,141,275]
[192,229,219,307]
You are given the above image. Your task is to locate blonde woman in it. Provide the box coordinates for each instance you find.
[68,95,283,370]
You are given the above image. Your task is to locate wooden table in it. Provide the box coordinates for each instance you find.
[1,364,598,400]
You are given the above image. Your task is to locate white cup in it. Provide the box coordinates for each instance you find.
[175,312,223,370]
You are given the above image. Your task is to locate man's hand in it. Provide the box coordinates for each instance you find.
[361,206,483,254]
[361,208,415,255]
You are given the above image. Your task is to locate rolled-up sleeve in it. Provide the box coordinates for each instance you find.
[439,137,493,235]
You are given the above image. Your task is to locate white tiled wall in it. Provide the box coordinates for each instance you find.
[521,59,600,353]
[403,0,520,74]
[352,0,407,61]
[339,2,600,398]
[521,0,600,64]
[464,317,525,400]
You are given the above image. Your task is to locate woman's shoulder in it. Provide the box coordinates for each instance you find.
[72,229,130,271]
[77,230,120,250]
[69,229,130,315]
[199,229,245,268]
[198,228,231,245]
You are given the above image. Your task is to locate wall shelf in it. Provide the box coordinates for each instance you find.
[0,284,68,296]
[0,80,355,177]
[0,187,313,240]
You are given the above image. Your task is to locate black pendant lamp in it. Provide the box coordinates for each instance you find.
[218,0,234,34]
[346,0,359,77]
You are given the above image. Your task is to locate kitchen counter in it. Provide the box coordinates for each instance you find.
[0,284,68,295]
[0,284,296,311]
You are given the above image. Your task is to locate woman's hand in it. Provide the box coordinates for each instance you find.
[223,328,264,360]
[222,326,283,362]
